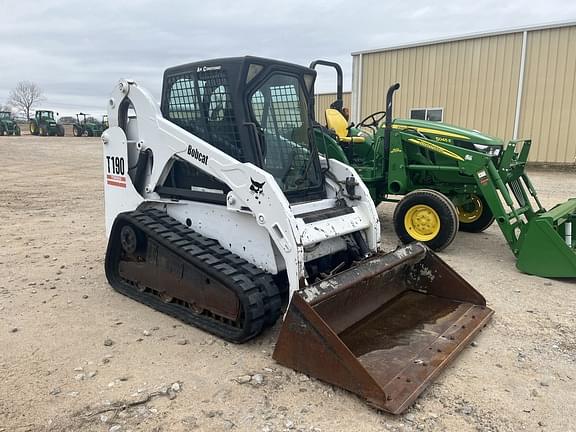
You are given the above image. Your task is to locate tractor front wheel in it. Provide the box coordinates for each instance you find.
[73,125,81,137]
[393,189,459,251]
[56,124,65,137]
[456,195,495,233]
[40,125,48,136]
[30,121,39,135]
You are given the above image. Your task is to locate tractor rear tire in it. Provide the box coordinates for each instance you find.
[56,124,65,137]
[393,189,459,252]
[457,195,495,233]
[30,121,39,135]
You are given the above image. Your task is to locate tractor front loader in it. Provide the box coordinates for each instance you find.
[102,57,493,414]
[312,60,576,278]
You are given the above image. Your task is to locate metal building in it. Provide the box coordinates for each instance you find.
[316,21,576,164]
[314,92,351,122]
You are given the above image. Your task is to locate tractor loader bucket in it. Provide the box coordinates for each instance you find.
[516,198,576,278]
[273,243,493,414]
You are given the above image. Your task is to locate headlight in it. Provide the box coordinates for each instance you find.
[473,144,501,157]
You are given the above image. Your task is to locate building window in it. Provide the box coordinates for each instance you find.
[410,108,443,122]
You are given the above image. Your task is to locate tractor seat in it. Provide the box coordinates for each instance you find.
[325,109,365,143]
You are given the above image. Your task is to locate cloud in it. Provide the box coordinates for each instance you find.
[1,0,574,116]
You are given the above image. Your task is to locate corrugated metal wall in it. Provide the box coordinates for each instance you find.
[354,24,576,163]
[314,92,351,124]
[358,33,522,141]
[519,26,576,163]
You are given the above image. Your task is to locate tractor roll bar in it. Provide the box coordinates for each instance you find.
[309,60,344,115]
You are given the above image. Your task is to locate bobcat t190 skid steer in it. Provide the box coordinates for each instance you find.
[102,57,493,414]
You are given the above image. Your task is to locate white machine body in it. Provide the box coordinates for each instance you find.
[103,79,380,299]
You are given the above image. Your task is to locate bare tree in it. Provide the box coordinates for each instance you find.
[7,81,45,120]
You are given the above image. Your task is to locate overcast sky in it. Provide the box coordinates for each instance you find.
[1,0,575,117]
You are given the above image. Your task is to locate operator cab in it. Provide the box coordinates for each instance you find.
[160,57,324,204]
[37,111,55,120]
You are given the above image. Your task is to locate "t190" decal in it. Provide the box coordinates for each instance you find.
[106,156,125,175]
[106,156,126,188]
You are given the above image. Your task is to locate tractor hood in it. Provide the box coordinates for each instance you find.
[392,118,503,146]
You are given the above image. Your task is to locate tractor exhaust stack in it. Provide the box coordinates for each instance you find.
[273,243,493,414]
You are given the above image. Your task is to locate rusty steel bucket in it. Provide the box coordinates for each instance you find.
[273,243,493,414]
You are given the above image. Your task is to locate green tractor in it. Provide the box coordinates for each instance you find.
[0,111,21,136]
[29,110,65,136]
[73,112,104,137]
[312,60,576,278]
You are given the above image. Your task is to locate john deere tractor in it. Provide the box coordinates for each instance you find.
[29,110,65,136]
[312,60,576,278]
[73,112,104,137]
[0,111,21,136]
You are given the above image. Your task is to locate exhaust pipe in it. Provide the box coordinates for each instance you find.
[384,83,400,152]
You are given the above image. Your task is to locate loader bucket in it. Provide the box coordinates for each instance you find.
[516,198,576,278]
[273,243,493,414]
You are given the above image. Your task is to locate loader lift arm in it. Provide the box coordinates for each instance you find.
[397,130,576,276]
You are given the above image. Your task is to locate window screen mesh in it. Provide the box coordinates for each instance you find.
[165,70,243,161]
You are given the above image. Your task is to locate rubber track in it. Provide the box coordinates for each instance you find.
[105,208,282,343]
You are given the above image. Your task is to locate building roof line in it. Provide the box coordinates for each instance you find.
[351,19,576,56]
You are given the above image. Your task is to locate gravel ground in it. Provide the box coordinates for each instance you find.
[1,136,575,432]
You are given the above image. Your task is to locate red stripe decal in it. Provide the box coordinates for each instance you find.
[107,180,126,188]
[106,174,126,182]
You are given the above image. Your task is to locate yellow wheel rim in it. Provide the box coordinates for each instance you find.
[404,204,440,241]
[458,195,483,223]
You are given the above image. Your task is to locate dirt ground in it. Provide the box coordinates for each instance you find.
[1,136,575,432]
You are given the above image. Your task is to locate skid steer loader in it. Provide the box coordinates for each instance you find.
[312,60,576,278]
[103,56,493,414]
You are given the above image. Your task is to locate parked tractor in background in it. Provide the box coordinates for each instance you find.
[29,110,65,136]
[73,113,104,137]
[312,60,576,278]
[102,114,109,131]
[0,111,21,136]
